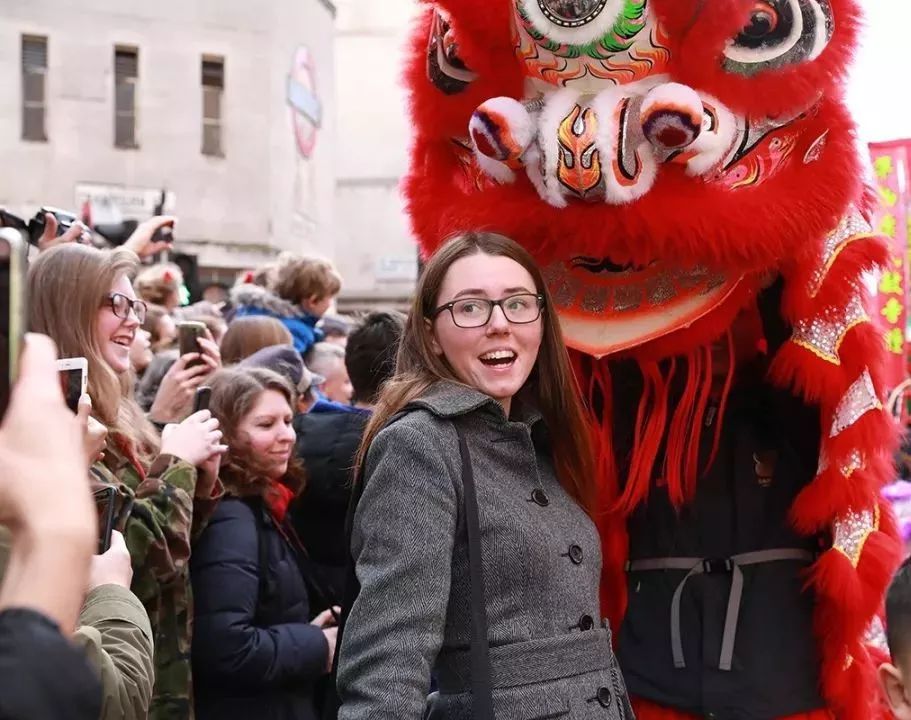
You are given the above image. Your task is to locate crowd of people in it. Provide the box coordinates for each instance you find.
[2,216,911,720]
[0,214,410,719]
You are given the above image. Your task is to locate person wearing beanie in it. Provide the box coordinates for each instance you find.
[241,344,325,415]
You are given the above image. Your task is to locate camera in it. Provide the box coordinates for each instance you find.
[27,207,79,246]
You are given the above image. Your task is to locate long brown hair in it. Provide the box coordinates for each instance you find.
[358,232,596,513]
[28,244,160,460]
[221,316,294,365]
[208,366,305,498]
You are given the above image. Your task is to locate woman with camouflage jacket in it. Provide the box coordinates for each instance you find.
[29,244,229,720]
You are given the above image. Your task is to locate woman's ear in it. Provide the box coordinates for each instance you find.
[425,317,443,356]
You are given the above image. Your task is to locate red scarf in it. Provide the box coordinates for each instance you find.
[264,480,295,523]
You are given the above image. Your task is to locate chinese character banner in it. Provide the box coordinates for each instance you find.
[869,140,910,390]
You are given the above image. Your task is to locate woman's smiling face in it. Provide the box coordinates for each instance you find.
[431,252,544,415]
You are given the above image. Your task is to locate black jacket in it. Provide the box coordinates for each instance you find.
[0,608,102,719]
[190,496,329,720]
[291,407,369,605]
[616,360,825,718]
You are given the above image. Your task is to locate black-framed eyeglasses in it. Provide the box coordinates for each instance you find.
[431,293,545,329]
[104,293,148,324]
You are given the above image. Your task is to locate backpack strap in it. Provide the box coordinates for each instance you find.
[455,423,495,719]
[326,413,494,719]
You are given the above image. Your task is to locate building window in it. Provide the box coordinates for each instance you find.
[202,57,224,157]
[114,47,139,148]
[21,35,48,142]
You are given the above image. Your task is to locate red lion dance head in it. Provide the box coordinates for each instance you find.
[405,1,901,717]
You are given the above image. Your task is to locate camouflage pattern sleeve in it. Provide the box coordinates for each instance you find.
[191,478,225,543]
[96,453,197,596]
[95,447,202,720]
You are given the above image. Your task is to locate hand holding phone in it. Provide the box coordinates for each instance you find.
[193,386,212,414]
[93,486,118,555]
[178,322,207,369]
[57,358,88,413]
[88,530,133,590]
[0,229,27,422]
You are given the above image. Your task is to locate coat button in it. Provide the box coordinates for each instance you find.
[531,489,549,507]
[579,614,594,631]
[596,686,612,708]
[568,544,584,564]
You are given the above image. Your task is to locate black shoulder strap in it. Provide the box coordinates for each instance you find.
[325,414,494,720]
[456,424,495,719]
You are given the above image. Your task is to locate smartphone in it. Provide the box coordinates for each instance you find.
[56,357,88,413]
[93,486,117,554]
[178,321,206,368]
[193,386,212,414]
[151,218,175,245]
[0,229,27,422]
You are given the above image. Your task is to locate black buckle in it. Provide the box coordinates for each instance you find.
[702,558,733,574]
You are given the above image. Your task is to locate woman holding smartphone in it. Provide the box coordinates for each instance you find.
[190,365,336,720]
[28,244,227,720]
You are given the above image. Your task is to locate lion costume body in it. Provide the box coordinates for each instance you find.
[403,1,902,717]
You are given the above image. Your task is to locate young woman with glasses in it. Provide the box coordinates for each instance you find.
[336,233,633,719]
[28,244,228,719]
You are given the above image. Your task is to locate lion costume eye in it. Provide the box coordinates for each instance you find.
[518,0,627,47]
[537,0,611,28]
[723,0,833,76]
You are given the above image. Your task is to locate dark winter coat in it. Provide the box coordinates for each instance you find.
[290,405,370,606]
[190,496,329,720]
[230,284,323,356]
[0,608,103,720]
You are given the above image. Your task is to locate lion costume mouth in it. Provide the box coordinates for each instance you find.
[544,257,745,357]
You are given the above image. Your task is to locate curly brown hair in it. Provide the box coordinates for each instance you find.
[273,252,341,305]
[208,366,305,499]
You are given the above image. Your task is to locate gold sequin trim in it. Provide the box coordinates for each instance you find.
[833,505,880,568]
[830,369,882,437]
[864,616,889,654]
[791,294,868,365]
[809,209,874,298]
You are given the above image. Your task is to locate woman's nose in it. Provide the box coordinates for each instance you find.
[486,304,511,333]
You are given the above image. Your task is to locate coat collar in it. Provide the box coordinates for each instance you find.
[230,283,303,320]
[410,380,544,428]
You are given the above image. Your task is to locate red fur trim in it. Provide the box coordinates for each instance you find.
[791,457,893,535]
[810,500,901,719]
[840,322,890,396]
[404,5,523,142]
[406,103,862,275]
[786,237,890,321]
[768,340,852,406]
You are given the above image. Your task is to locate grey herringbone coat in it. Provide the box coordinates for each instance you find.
[336,381,633,720]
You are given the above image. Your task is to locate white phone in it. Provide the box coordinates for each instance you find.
[56,357,88,413]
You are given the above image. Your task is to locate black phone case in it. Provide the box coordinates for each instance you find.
[94,487,117,555]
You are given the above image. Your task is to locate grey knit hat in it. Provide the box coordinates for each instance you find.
[241,344,325,391]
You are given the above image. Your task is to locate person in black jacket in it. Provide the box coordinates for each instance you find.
[290,311,405,604]
[190,366,337,720]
